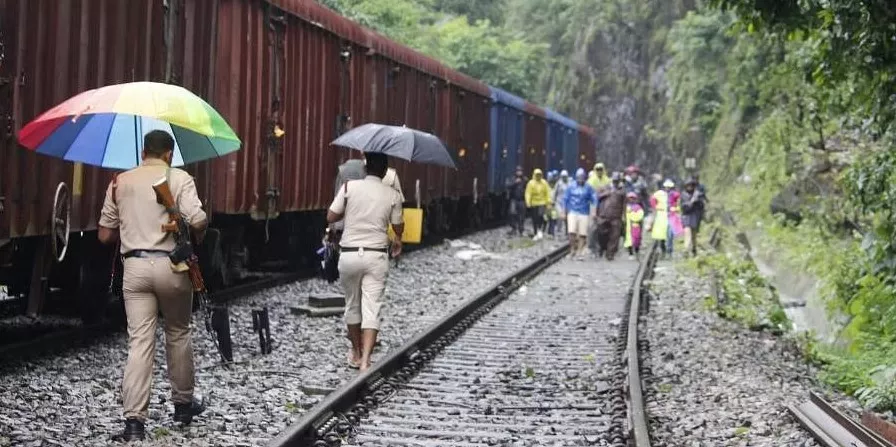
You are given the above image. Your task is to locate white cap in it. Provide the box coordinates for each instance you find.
[560,170,569,177]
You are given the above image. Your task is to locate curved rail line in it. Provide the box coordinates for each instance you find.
[625,242,658,446]
[271,243,660,446]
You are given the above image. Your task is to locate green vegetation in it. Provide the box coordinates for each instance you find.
[688,224,791,335]
[152,427,171,439]
[318,0,546,100]
[660,1,896,411]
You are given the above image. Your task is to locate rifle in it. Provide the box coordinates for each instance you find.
[153,177,232,364]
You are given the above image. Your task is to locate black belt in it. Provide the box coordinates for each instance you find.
[123,250,170,259]
[340,246,387,253]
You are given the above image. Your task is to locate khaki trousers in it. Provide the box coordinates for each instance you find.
[339,250,389,330]
[121,257,195,421]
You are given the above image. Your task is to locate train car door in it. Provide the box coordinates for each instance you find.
[251,3,286,229]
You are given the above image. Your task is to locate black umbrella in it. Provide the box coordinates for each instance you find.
[330,123,457,169]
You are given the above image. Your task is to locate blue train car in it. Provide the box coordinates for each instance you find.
[545,109,580,173]
[488,87,527,193]
[544,109,564,172]
[558,115,580,173]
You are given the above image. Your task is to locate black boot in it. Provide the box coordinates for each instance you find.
[112,418,145,442]
[173,397,206,424]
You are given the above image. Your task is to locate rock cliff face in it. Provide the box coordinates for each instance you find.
[541,0,694,175]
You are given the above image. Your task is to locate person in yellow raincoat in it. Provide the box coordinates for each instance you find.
[650,179,680,257]
[587,163,611,190]
[624,192,645,259]
[525,168,551,241]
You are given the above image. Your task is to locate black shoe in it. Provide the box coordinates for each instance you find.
[173,397,206,425]
[111,418,145,442]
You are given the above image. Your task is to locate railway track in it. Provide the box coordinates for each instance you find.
[791,392,896,447]
[271,243,659,446]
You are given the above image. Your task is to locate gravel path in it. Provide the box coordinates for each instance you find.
[0,229,563,447]
[642,261,858,447]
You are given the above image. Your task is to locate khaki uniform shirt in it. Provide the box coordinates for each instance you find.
[329,175,403,249]
[99,158,207,254]
[382,168,405,203]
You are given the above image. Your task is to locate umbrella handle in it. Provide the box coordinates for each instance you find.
[415,179,421,209]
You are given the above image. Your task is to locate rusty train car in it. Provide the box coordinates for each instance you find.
[0,0,595,323]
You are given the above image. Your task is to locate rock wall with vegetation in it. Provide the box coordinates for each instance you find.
[660,0,896,412]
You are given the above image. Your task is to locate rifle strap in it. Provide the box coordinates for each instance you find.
[111,173,119,205]
[166,167,176,210]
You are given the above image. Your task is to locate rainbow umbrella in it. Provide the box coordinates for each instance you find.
[17,81,241,169]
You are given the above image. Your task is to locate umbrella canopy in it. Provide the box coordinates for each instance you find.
[330,123,457,169]
[17,81,241,169]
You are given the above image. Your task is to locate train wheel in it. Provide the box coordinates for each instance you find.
[199,228,228,291]
[75,235,115,325]
[51,182,71,263]
[222,226,248,285]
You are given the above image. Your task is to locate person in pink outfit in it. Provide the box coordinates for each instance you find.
[624,192,644,259]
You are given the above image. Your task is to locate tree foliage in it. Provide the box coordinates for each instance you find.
[668,0,896,410]
[432,0,506,25]
[710,0,896,132]
[425,17,546,94]
[318,0,546,103]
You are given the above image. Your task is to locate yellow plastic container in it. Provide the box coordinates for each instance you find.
[388,208,423,244]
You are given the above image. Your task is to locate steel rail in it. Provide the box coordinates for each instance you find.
[626,241,659,446]
[269,243,571,447]
[789,392,895,447]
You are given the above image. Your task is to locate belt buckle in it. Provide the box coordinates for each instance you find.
[358,247,364,257]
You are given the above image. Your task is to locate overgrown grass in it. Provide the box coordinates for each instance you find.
[717,195,896,412]
[685,222,792,335]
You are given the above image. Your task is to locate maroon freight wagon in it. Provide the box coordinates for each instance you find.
[0,0,225,320]
[0,0,497,322]
[578,124,597,172]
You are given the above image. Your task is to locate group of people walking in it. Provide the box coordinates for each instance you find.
[98,130,707,443]
[506,162,707,260]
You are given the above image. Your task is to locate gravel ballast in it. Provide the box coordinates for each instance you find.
[641,261,864,447]
[0,228,562,447]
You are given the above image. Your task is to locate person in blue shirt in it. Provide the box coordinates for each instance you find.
[564,168,598,257]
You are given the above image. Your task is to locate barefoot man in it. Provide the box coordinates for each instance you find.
[327,152,404,371]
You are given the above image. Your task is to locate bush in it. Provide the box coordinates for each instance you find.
[687,224,791,335]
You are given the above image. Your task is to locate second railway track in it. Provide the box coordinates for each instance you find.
[272,244,659,447]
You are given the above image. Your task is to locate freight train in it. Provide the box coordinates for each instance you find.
[0,0,596,323]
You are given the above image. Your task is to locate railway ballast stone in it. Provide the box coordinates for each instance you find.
[643,262,857,446]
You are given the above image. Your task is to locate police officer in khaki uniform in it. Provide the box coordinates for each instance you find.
[327,152,404,371]
[98,130,208,441]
